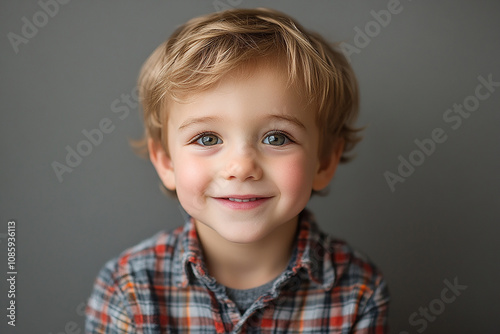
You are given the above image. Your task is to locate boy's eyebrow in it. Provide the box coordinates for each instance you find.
[178,114,306,130]
[265,114,306,129]
[178,116,223,130]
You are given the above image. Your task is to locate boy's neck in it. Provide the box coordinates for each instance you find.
[194,216,299,290]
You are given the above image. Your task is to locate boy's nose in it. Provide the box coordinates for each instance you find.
[222,148,263,182]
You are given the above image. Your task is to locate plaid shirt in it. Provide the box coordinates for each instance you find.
[85,209,389,333]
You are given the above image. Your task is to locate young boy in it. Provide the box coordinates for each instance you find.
[86,7,389,333]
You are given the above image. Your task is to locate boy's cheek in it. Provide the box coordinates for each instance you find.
[273,154,316,200]
[174,156,214,209]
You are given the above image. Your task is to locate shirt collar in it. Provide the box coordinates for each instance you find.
[173,207,338,291]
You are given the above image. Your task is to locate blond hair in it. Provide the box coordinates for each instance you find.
[135,7,362,195]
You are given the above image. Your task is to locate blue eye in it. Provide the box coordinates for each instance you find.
[196,133,222,146]
[263,132,290,146]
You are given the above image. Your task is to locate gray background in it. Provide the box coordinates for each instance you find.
[1,0,499,333]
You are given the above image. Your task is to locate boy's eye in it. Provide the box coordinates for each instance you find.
[196,133,222,146]
[262,132,290,146]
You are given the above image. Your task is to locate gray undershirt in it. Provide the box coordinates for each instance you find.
[224,235,299,314]
[225,277,278,314]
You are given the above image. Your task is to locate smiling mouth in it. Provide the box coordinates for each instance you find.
[227,197,259,202]
[217,195,272,202]
[214,196,271,210]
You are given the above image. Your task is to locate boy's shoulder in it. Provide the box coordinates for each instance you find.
[299,209,386,293]
[97,223,187,288]
[328,235,385,290]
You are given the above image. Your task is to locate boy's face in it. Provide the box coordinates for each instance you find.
[150,63,342,244]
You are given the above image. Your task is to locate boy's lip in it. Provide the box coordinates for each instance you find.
[214,195,272,200]
[213,196,272,210]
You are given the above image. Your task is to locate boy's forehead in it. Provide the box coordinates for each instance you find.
[167,90,315,140]
[161,59,317,135]
[176,62,305,110]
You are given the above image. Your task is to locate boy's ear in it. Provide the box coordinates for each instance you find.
[148,139,176,191]
[312,139,344,191]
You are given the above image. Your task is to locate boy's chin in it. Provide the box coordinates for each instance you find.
[214,224,271,244]
[196,218,277,245]
[219,231,268,245]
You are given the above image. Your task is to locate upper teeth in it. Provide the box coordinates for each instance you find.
[228,198,258,202]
